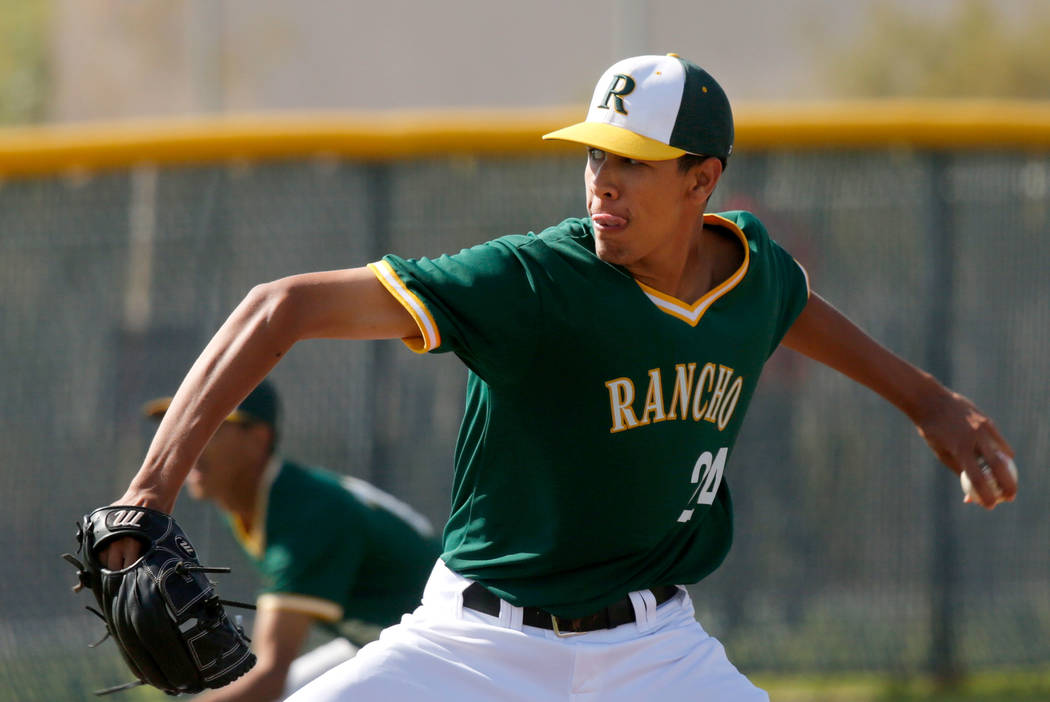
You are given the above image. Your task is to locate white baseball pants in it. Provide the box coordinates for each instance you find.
[281,637,358,699]
[286,559,767,701]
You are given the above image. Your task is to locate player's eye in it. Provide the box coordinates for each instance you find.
[587,147,606,162]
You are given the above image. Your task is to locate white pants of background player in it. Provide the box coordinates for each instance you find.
[280,638,358,699]
[285,559,767,702]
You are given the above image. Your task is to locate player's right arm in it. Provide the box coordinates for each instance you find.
[781,292,1016,509]
[104,266,417,569]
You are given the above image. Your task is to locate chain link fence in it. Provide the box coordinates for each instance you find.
[1,144,1047,700]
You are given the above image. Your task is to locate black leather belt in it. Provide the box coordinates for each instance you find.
[461,582,679,636]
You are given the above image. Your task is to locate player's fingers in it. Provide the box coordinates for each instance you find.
[959,452,999,510]
[985,448,1018,501]
[100,543,119,570]
[982,418,1014,458]
[101,547,116,570]
[102,537,143,570]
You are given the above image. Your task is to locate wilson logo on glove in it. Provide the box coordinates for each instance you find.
[106,509,146,529]
[175,535,197,559]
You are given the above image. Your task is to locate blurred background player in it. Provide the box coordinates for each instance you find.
[143,378,440,701]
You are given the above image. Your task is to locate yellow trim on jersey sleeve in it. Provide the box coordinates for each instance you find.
[636,213,751,327]
[367,260,441,353]
[257,593,344,622]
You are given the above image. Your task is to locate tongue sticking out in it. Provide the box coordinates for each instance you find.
[592,213,627,228]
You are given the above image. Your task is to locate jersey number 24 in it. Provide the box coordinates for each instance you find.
[677,447,728,523]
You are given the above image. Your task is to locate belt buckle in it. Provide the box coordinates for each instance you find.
[551,614,589,638]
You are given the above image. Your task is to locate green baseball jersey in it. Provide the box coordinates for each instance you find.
[231,458,440,636]
[369,211,809,618]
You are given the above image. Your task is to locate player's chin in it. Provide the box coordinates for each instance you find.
[593,239,632,266]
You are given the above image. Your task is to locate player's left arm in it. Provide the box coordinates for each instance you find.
[192,604,315,702]
[780,292,1016,509]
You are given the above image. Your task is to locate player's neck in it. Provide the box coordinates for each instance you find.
[630,221,743,303]
[694,223,745,296]
[220,460,269,528]
[218,493,255,529]
[224,489,259,535]
[234,510,255,535]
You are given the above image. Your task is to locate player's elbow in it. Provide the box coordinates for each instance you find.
[241,267,389,341]
[254,661,294,700]
[222,658,291,701]
[241,278,311,346]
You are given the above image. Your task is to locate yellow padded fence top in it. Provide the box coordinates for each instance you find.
[2,101,1050,178]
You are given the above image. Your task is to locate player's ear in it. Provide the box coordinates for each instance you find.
[243,422,276,456]
[686,156,722,206]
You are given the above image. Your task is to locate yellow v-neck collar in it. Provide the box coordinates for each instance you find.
[232,455,282,558]
[635,213,750,327]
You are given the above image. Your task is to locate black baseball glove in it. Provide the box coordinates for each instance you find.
[62,506,256,696]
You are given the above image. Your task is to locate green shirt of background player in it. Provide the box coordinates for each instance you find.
[103,52,1017,695]
[143,379,439,701]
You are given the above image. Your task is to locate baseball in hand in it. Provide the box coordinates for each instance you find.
[960,454,1018,505]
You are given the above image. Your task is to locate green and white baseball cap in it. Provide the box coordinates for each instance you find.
[543,53,734,163]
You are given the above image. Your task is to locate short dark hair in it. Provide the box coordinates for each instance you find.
[677,153,726,173]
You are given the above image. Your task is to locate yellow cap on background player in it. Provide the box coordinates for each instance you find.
[142,378,280,428]
[542,54,734,164]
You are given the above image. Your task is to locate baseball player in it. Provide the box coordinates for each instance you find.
[142,378,440,701]
[103,54,1016,701]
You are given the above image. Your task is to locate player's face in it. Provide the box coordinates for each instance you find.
[585,148,704,269]
[187,421,267,501]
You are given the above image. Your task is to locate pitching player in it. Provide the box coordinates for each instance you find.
[103,54,1016,701]
[143,378,440,701]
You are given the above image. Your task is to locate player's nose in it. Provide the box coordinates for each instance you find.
[588,159,620,200]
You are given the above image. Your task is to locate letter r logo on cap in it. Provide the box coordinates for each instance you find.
[597,74,636,115]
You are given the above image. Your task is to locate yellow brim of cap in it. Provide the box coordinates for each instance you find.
[141,397,173,418]
[141,396,250,423]
[542,121,686,161]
